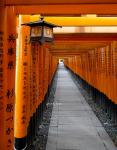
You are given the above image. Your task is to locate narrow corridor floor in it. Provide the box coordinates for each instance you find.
[46,63,117,150]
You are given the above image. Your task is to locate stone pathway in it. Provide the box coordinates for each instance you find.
[46,63,117,150]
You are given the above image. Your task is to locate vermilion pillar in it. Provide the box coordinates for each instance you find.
[5,7,16,150]
[39,45,44,102]
[14,15,30,150]
[0,6,6,150]
[0,6,16,150]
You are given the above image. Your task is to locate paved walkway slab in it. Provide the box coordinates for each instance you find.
[46,63,117,150]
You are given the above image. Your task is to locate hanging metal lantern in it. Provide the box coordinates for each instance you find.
[22,17,61,43]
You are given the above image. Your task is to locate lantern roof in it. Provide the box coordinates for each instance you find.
[22,17,61,28]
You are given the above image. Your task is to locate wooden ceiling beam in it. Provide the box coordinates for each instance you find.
[5,0,117,6]
[52,54,80,57]
[54,33,117,41]
[51,49,87,52]
[14,4,117,15]
[44,17,117,26]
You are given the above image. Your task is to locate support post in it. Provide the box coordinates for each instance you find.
[0,6,16,150]
[0,6,6,150]
[14,15,30,150]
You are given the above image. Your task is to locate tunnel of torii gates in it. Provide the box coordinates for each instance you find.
[1,0,117,150]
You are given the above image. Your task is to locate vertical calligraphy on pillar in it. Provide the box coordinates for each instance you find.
[29,47,33,117]
[42,46,45,100]
[35,43,39,108]
[38,44,42,103]
[0,29,6,150]
[44,46,49,94]
[31,43,37,113]
[22,35,28,126]
[14,16,31,150]
[0,31,4,114]
[5,33,16,150]
[5,7,16,150]
[39,45,44,102]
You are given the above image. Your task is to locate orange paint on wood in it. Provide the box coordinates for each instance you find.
[5,7,16,150]
[14,15,30,138]
[0,6,6,150]
[13,4,117,16]
[65,41,117,104]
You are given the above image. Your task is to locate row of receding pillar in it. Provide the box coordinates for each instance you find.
[64,44,117,124]
[0,7,59,150]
